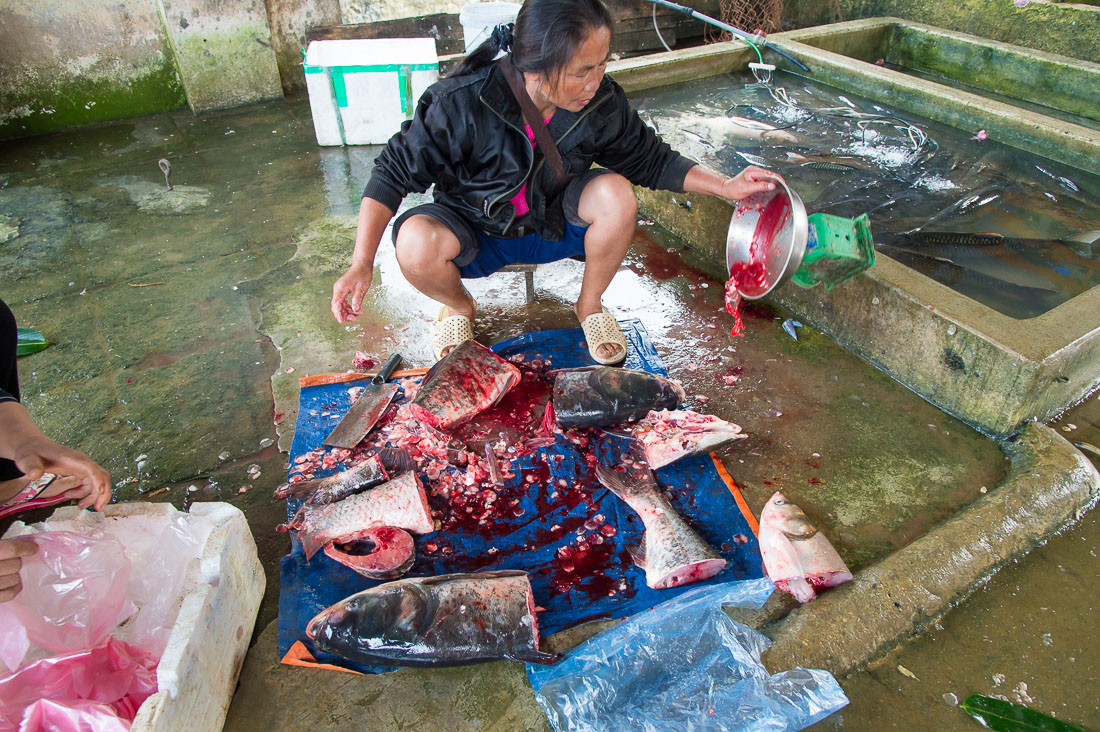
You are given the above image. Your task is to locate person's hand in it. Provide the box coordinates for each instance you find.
[13,437,112,511]
[331,264,374,323]
[720,166,781,201]
[0,538,37,602]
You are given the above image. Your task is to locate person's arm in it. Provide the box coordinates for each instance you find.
[331,85,460,323]
[330,198,395,323]
[683,164,779,202]
[0,401,112,510]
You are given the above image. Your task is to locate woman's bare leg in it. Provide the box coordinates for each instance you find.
[574,173,637,361]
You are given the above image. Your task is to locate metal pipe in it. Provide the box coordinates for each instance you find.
[645,0,810,72]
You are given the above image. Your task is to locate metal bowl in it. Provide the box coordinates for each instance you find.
[725,176,808,300]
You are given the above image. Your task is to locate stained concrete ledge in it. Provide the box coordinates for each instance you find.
[761,422,1100,677]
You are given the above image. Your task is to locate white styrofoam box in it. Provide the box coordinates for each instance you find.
[304,38,439,146]
[3,502,265,732]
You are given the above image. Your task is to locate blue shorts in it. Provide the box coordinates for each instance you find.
[390,169,611,279]
[459,220,588,278]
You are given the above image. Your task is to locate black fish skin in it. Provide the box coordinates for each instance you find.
[272,455,388,505]
[552,367,687,429]
[306,570,559,667]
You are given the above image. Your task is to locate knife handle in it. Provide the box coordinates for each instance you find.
[373,353,403,385]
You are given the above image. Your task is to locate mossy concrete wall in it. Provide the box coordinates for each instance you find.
[0,0,187,139]
[787,0,1100,66]
[265,0,341,93]
[794,19,1100,124]
[156,0,283,113]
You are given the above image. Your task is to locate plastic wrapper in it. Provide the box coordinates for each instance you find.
[1,532,134,670]
[5,507,216,664]
[0,637,158,732]
[526,578,848,732]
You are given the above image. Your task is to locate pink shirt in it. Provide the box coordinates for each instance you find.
[510,117,553,218]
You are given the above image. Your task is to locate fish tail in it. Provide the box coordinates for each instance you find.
[594,464,645,501]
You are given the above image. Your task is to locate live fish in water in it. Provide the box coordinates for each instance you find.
[628,409,747,469]
[552,367,685,429]
[282,471,434,560]
[306,570,559,666]
[273,455,388,506]
[595,464,726,589]
[324,526,416,580]
[409,340,521,430]
[758,491,852,603]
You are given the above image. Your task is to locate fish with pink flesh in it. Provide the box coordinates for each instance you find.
[324,526,416,579]
[758,491,852,603]
[286,471,434,560]
[408,339,521,430]
[595,464,726,589]
[631,409,747,469]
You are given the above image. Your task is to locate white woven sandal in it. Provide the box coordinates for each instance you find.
[433,306,475,360]
[580,307,627,365]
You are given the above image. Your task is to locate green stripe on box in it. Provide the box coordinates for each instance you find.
[328,63,436,109]
[329,63,437,73]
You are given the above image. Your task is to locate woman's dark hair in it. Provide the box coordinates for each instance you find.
[449,0,613,80]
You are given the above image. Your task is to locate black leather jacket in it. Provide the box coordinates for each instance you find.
[362,59,696,240]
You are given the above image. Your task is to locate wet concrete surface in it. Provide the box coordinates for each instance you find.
[1,95,1095,730]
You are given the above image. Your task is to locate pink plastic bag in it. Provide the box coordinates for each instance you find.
[0,637,158,732]
[18,700,133,732]
[2,532,134,667]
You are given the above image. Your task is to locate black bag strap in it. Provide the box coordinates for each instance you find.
[501,58,571,187]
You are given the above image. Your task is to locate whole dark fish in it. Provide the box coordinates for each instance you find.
[409,340,521,430]
[306,570,559,667]
[273,455,388,506]
[552,367,686,429]
[595,464,726,589]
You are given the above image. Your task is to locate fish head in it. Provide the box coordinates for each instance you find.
[307,583,430,657]
[759,492,819,540]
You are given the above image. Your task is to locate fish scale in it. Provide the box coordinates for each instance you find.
[595,464,726,590]
[286,471,434,560]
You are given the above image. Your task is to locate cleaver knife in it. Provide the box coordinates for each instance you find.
[324,352,403,449]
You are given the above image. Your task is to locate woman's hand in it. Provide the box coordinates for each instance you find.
[13,435,112,511]
[0,538,36,602]
[719,166,781,201]
[331,264,374,323]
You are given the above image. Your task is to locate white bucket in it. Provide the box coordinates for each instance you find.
[459,2,522,53]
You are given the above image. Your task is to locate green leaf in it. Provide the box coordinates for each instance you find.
[961,695,1089,732]
[15,327,51,356]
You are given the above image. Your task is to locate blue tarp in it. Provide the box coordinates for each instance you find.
[277,320,765,674]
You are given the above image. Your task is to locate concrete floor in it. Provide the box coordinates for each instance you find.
[2,95,1097,731]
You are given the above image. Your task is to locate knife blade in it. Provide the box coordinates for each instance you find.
[324,352,403,449]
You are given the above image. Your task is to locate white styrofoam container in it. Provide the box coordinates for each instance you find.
[304,38,439,146]
[4,502,265,732]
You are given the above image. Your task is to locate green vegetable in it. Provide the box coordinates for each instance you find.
[16,327,51,356]
[961,695,1088,732]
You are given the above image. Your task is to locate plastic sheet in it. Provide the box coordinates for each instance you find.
[1,532,134,669]
[0,637,158,732]
[5,507,217,664]
[526,578,849,732]
[278,322,767,674]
